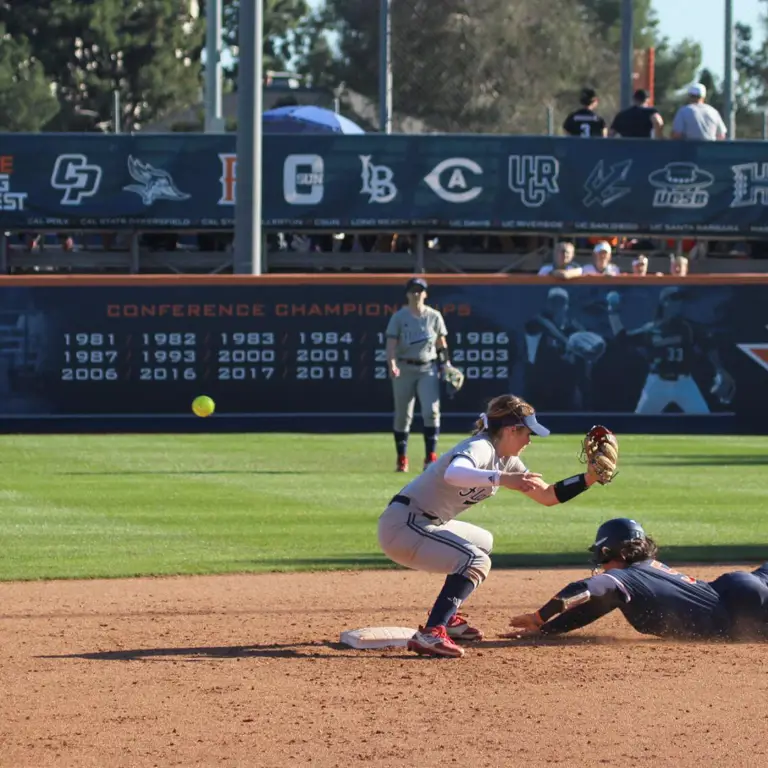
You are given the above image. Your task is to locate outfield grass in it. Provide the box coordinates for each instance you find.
[1,433,767,581]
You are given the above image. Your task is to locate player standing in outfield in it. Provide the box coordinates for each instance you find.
[606,286,735,414]
[377,395,618,658]
[504,518,768,641]
[386,277,452,472]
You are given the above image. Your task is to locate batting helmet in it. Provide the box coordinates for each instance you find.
[589,518,646,565]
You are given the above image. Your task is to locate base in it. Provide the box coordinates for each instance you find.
[340,626,418,650]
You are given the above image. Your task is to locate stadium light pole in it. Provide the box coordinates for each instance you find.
[204,0,224,133]
[724,0,735,139]
[379,0,392,133]
[620,0,634,109]
[233,0,263,275]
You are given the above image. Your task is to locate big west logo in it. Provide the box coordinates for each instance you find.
[219,153,237,205]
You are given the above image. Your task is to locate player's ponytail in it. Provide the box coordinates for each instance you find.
[472,394,535,437]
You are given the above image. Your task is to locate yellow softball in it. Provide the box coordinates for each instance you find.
[191,395,215,418]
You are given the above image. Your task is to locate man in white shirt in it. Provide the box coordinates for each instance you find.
[582,242,621,276]
[671,84,727,141]
[537,242,583,279]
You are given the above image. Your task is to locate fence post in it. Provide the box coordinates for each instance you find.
[130,232,140,274]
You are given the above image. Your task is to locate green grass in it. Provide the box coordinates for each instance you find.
[1,434,767,580]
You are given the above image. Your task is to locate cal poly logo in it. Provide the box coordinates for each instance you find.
[423,158,483,203]
[508,155,559,207]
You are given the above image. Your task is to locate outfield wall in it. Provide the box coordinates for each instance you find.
[1,274,767,434]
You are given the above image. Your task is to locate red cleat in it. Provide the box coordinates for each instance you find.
[423,452,438,470]
[396,456,409,473]
[446,613,484,642]
[407,625,465,658]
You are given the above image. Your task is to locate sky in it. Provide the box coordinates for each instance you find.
[653,0,764,79]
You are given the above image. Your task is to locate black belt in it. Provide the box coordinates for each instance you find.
[398,358,436,366]
[390,494,439,520]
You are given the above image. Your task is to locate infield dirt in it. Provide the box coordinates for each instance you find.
[0,567,765,768]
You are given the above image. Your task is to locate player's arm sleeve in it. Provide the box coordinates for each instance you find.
[562,115,575,135]
[444,455,501,488]
[537,574,628,635]
[385,313,400,339]
[436,312,448,339]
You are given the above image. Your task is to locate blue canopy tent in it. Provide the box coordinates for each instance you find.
[262,105,365,134]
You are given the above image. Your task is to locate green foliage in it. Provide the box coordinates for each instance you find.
[0,25,60,131]
[0,0,204,132]
[0,433,766,580]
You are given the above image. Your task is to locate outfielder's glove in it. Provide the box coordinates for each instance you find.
[442,365,465,399]
[565,331,607,364]
[710,370,736,405]
[580,425,619,485]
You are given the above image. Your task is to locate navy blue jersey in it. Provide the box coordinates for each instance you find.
[540,560,729,639]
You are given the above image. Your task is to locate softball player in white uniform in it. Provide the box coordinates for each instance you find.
[386,277,451,472]
[378,393,603,658]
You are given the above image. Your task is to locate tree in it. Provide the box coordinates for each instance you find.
[310,0,623,134]
[0,0,204,132]
[223,0,334,87]
[0,25,59,132]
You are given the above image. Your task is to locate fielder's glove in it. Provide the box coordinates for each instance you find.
[565,331,607,364]
[580,425,619,485]
[442,365,465,399]
[710,370,736,405]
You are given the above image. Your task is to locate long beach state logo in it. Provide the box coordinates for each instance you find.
[508,155,559,207]
[123,156,191,205]
[731,162,768,207]
[648,162,713,209]
[359,155,397,203]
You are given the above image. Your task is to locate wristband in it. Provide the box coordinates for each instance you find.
[437,348,449,364]
[553,473,588,503]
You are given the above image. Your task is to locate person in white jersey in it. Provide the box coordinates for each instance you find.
[377,393,605,658]
[582,241,621,276]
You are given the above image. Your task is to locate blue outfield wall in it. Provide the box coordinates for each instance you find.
[1,276,767,434]
[0,134,767,234]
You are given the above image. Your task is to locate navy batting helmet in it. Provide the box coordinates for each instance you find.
[589,518,646,565]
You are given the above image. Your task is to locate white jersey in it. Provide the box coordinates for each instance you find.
[397,434,526,522]
[386,306,448,363]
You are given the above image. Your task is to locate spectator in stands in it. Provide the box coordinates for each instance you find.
[583,241,621,276]
[537,242,583,279]
[632,255,649,275]
[610,89,664,138]
[563,88,607,138]
[670,255,689,276]
[672,84,727,141]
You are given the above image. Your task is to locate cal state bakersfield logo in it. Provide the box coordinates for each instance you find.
[219,153,237,205]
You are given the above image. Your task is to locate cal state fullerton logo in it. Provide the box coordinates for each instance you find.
[219,153,237,205]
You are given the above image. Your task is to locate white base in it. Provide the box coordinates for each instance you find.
[340,626,418,649]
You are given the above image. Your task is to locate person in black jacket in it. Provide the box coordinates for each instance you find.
[563,88,607,137]
[610,89,664,138]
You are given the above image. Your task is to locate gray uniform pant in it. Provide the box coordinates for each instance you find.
[392,361,441,432]
[377,502,493,586]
